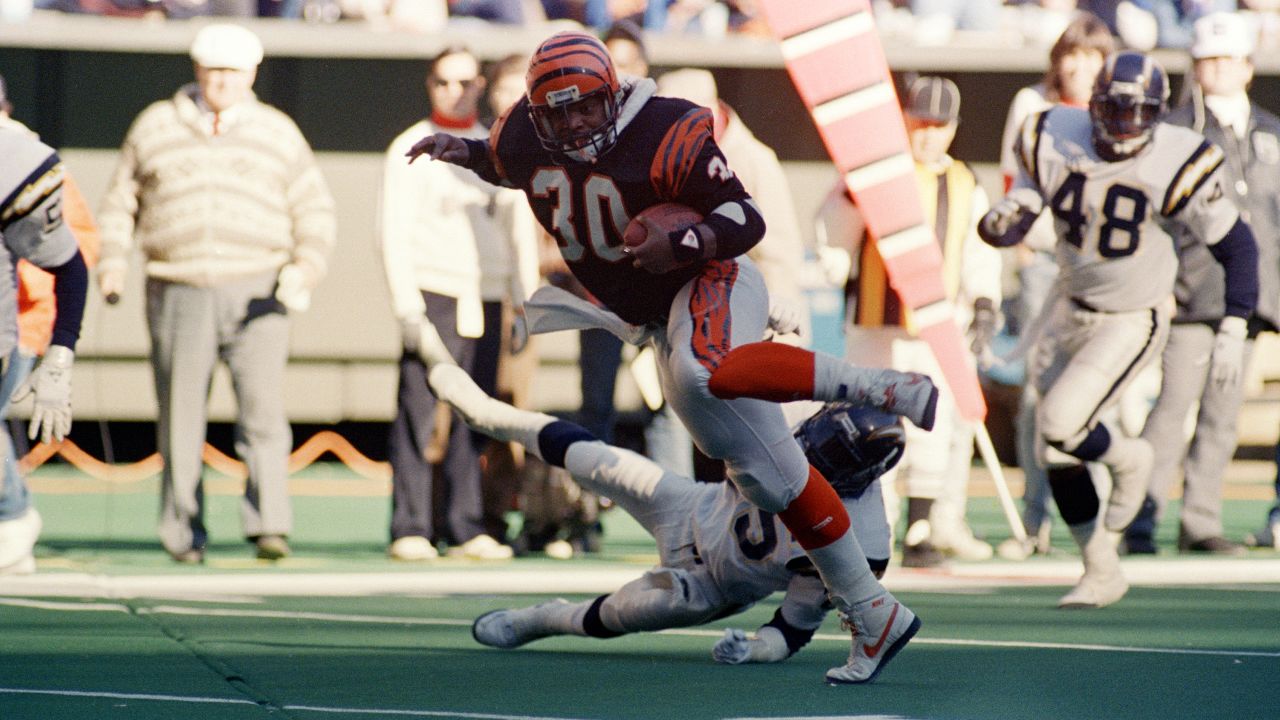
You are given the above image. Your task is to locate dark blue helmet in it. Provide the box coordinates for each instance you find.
[794,403,905,500]
[1090,51,1169,159]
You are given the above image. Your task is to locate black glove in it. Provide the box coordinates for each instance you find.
[969,297,997,365]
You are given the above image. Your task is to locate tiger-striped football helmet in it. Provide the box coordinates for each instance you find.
[525,30,622,161]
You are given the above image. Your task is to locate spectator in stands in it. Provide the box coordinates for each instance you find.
[909,0,1004,44]
[1144,0,1238,48]
[97,24,336,563]
[655,68,810,348]
[1129,12,1277,555]
[447,0,527,23]
[0,76,97,576]
[816,76,1002,567]
[995,12,1115,559]
[379,46,516,562]
[471,53,541,548]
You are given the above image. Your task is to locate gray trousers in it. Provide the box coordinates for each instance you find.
[1132,323,1250,541]
[148,273,293,555]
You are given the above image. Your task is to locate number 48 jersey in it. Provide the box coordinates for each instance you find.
[1012,106,1240,313]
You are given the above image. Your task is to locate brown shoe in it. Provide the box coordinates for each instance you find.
[254,535,291,560]
[1178,534,1245,556]
[169,547,205,564]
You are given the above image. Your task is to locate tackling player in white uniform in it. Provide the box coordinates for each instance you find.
[980,52,1258,608]
[425,361,910,676]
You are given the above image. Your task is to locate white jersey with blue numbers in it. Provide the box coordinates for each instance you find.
[692,481,808,607]
[1012,106,1240,313]
[0,126,80,358]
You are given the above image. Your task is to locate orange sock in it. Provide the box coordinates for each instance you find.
[707,342,815,401]
[777,466,851,550]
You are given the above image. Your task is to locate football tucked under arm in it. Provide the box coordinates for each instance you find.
[622,203,705,274]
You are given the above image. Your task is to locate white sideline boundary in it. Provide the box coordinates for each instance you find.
[2,557,1280,599]
[4,598,1278,660]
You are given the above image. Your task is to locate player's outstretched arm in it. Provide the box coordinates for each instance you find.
[404,132,472,165]
[977,188,1042,248]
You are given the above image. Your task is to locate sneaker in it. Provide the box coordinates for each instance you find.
[902,542,946,568]
[931,524,994,561]
[901,519,946,568]
[472,599,574,649]
[448,534,514,560]
[388,535,438,561]
[1059,523,1128,609]
[543,539,574,560]
[825,592,922,684]
[254,535,291,561]
[0,507,41,574]
[168,547,206,564]
[1057,567,1129,608]
[1177,534,1245,556]
[1102,440,1154,532]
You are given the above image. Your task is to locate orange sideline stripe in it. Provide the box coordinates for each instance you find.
[19,431,393,483]
[765,0,868,39]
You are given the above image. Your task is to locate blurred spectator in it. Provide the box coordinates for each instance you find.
[447,0,527,23]
[97,24,335,563]
[1144,0,1238,48]
[603,18,649,77]
[1130,12,1274,555]
[908,0,1003,44]
[656,68,810,346]
[995,12,1115,558]
[379,46,516,562]
[471,54,541,548]
[817,77,1002,567]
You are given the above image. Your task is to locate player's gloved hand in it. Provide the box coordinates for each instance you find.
[815,245,852,286]
[405,132,470,165]
[968,297,998,369]
[767,295,803,337]
[711,626,790,665]
[510,310,529,354]
[13,344,74,445]
[1211,315,1247,391]
[275,263,312,313]
[978,189,1041,247]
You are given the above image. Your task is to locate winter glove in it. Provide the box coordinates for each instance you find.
[969,297,998,368]
[767,295,803,337]
[978,189,1041,247]
[13,344,74,445]
[1211,315,1247,391]
[275,263,312,313]
[711,626,790,665]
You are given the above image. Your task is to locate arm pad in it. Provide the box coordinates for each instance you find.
[49,249,88,350]
[1208,217,1259,320]
[701,199,766,260]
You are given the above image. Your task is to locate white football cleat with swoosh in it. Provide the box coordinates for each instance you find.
[825,592,921,685]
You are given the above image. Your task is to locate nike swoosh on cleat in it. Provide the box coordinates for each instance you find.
[862,603,899,659]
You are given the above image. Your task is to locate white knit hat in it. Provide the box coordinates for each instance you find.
[1190,12,1255,60]
[190,24,264,71]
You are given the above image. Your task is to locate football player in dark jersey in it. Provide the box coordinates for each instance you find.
[406,30,938,684]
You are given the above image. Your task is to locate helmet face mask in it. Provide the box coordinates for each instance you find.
[1090,51,1169,159]
[526,31,622,162]
[794,403,905,500]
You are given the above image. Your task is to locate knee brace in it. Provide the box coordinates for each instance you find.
[1047,464,1098,525]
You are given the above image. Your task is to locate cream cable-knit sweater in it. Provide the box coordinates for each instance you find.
[98,84,335,289]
